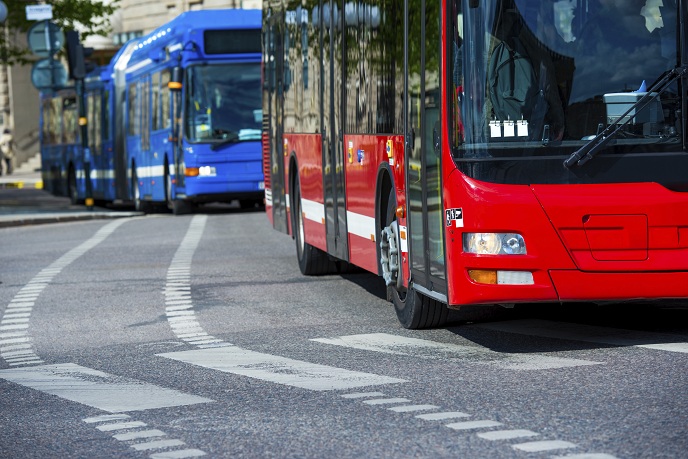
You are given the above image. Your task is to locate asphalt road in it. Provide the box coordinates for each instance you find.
[1,208,687,459]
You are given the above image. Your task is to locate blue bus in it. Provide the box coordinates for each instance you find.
[40,9,264,214]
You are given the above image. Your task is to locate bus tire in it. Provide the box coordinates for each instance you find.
[67,167,82,205]
[172,199,195,215]
[293,174,332,275]
[393,285,449,329]
[132,168,153,214]
[381,189,448,329]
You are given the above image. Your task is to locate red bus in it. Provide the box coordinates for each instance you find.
[262,0,688,328]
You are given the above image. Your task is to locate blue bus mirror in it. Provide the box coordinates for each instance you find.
[169,66,183,91]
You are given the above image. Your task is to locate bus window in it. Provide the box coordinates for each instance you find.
[161,71,171,129]
[152,72,161,131]
[41,98,52,145]
[141,79,150,150]
[128,83,138,137]
[184,64,261,142]
[63,97,78,145]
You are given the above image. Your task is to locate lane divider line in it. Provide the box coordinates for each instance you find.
[164,215,230,349]
[0,219,128,367]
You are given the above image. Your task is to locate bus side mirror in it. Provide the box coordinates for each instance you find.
[169,66,183,91]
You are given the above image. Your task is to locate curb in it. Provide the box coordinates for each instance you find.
[0,211,143,228]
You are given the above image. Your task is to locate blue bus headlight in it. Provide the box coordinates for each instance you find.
[463,233,527,255]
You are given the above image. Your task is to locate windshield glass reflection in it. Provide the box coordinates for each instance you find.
[185,64,262,143]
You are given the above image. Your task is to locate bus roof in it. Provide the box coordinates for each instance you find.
[109,9,262,76]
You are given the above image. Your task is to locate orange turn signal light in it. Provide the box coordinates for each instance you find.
[185,167,199,177]
[468,269,498,285]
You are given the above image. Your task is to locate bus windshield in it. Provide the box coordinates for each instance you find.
[450,0,683,184]
[185,63,262,143]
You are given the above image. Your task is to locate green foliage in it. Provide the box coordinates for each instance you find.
[1,0,119,66]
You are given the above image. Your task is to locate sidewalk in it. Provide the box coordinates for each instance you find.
[0,155,141,228]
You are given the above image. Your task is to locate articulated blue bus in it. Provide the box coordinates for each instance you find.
[40,9,264,214]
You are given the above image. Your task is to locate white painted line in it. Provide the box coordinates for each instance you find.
[83,414,131,423]
[416,411,471,421]
[476,320,688,354]
[388,404,439,413]
[477,429,540,441]
[150,448,207,458]
[1,219,128,367]
[0,363,212,412]
[131,439,185,451]
[164,216,229,349]
[341,392,386,399]
[158,346,406,391]
[362,398,410,405]
[113,429,167,441]
[312,333,602,370]
[552,454,620,459]
[446,420,502,430]
[96,421,148,432]
[512,440,577,452]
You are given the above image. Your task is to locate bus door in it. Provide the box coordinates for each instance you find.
[405,0,447,298]
[321,0,348,261]
[265,12,289,233]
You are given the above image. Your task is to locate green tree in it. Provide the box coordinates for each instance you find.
[1,0,119,66]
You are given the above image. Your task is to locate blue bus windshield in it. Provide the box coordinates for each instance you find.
[185,63,262,143]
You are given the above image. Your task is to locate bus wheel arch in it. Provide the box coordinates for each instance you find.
[290,157,332,275]
[67,163,81,205]
[131,161,152,214]
[378,175,448,329]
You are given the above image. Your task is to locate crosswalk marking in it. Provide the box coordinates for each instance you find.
[512,439,577,452]
[388,404,439,413]
[477,429,540,440]
[157,346,406,391]
[446,420,503,430]
[311,333,602,370]
[131,439,186,451]
[0,363,212,412]
[416,411,470,421]
[475,320,688,354]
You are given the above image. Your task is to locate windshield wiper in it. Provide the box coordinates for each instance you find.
[564,65,687,169]
[210,131,240,151]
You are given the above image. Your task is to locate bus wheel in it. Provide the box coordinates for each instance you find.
[172,199,195,215]
[381,190,447,329]
[67,167,82,205]
[132,169,152,214]
[293,175,332,275]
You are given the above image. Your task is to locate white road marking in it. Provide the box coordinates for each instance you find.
[446,420,503,430]
[477,429,540,440]
[97,421,148,432]
[158,346,406,391]
[362,397,410,405]
[164,215,231,349]
[150,449,207,458]
[84,414,131,423]
[312,333,602,370]
[113,429,167,441]
[416,411,471,421]
[340,392,386,399]
[131,439,186,451]
[388,404,439,413]
[0,219,128,367]
[476,319,688,354]
[552,454,620,459]
[0,363,212,412]
[512,440,577,452]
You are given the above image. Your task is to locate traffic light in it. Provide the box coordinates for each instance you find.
[65,30,95,80]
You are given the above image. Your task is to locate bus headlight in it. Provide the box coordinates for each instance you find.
[463,233,527,255]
